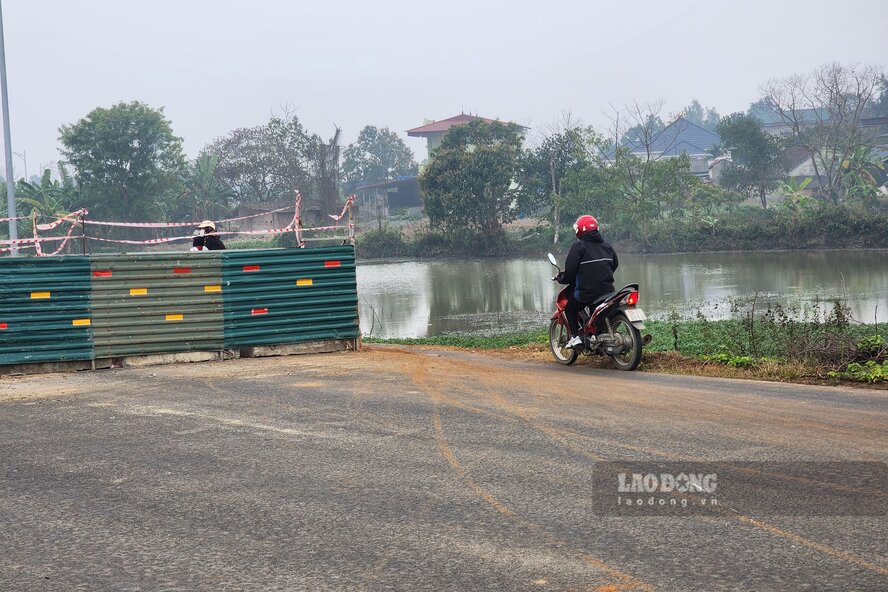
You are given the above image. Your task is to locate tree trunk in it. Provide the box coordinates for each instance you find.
[759,186,767,209]
[550,159,560,245]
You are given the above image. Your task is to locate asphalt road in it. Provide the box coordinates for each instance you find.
[1,346,886,591]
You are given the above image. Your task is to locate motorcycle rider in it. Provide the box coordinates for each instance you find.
[555,215,618,348]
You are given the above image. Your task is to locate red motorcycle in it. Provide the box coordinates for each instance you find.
[546,253,650,370]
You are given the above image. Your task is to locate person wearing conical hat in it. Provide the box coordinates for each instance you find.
[191,220,226,251]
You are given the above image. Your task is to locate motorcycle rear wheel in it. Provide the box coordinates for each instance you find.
[609,313,643,371]
[548,318,578,365]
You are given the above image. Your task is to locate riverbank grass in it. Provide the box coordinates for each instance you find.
[366,318,888,386]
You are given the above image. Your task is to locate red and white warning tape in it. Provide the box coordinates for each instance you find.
[35,209,88,231]
[80,206,294,228]
[40,216,84,256]
[3,189,355,255]
[84,221,299,245]
[0,234,81,247]
[0,243,36,254]
[328,195,355,221]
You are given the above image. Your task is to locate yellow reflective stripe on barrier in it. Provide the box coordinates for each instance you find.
[204,285,222,293]
[295,278,313,286]
[165,314,184,321]
[72,319,91,327]
[129,288,148,296]
[30,291,51,299]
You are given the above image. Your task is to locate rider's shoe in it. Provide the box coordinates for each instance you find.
[565,335,582,349]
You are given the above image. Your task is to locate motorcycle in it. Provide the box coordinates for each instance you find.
[546,253,650,371]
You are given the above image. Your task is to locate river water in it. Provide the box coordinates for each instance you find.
[356,250,888,338]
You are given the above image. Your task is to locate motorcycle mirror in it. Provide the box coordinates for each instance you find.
[547,253,558,267]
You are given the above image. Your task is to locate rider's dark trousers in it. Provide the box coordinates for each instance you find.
[565,292,594,337]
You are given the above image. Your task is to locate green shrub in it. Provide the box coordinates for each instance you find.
[356,227,409,258]
[828,361,888,382]
[700,353,757,368]
[411,230,452,257]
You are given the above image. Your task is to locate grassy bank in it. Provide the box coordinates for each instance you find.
[366,316,888,385]
[356,205,888,259]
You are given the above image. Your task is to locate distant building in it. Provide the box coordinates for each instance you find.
[406,113,529,161]
[769,115,888,191]
[756,108,831,137]
[622,117,721,178]
[235,200,324,231]
[354,176,423,219]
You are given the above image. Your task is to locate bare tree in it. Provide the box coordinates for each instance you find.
[763,63,883,202]
[608,100,673,163]
[600,101,694,246]
[205,109,317,205]
[528,111,585,244]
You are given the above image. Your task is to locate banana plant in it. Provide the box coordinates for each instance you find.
[840,145,886,203]
[778,177,814,226]
[16,168,76,234]
[179,153,236,221]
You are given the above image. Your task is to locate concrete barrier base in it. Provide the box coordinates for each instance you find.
[240,338,357,358]
[119,351,232,368]
[1,339,358,376]
[0,358,113,376]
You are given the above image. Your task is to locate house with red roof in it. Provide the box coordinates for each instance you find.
[406,113,528,160]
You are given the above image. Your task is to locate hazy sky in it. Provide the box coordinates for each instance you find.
[2,0,886,178]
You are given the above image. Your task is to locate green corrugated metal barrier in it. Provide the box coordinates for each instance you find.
[0,255,93,364]
[90,253,224,357]
[221,246,359,347]
[0,247,359,367]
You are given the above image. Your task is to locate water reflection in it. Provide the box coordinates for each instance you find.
[357,251,888,338]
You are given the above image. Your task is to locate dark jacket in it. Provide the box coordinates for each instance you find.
[557,231,618,302]
[203,234,226,250]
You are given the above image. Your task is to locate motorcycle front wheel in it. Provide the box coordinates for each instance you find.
[548,318,578,365]
[609,312,643,371]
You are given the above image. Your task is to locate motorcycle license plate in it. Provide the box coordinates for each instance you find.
[624,307,646,322]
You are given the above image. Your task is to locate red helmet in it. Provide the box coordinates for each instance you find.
[573,215,599,237]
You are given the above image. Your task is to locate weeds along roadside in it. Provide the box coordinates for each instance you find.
[366,297,888,384]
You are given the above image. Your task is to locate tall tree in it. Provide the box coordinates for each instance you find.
[617,113,665,147]
[716,113,785,208]
[341,126,417,192]
[762,63,884,202]
[681,99,721,131]
[205,111,319,204]
[867,74,888,117]
[59,101,185,221]
[602,101,698,246]
[419,120,523,235]
[747,97,779,121]
[313,127,343,214]
[519,113,588,242]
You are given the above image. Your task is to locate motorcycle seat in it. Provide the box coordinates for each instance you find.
[591,291,617,306]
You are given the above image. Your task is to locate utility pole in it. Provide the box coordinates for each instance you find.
[13,149,24,180]
[0,0,17,255]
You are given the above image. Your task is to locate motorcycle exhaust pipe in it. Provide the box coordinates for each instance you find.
[642,334,653,346]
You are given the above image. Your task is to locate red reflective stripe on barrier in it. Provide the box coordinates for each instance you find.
[173,267,191,274]
[243,265,261,272]
[251,308,268,315]
[324,260,340,268]
[92,270,112,277]
[0,323,6,330]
